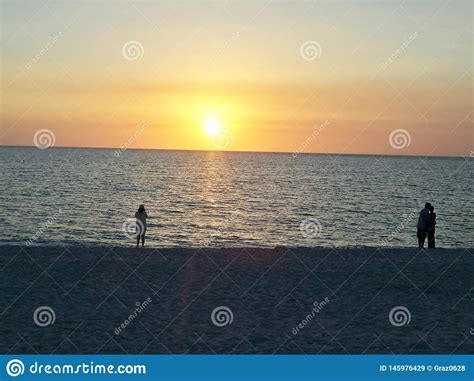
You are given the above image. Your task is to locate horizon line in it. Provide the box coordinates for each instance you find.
[0,144,469,159]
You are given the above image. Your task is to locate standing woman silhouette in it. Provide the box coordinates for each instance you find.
[135,204,148,248]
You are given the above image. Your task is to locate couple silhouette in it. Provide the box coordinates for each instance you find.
[417,203,436,249]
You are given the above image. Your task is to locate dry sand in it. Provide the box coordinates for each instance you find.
[0,245,472,354]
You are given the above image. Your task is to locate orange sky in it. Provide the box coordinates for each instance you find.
[1,1,472,156]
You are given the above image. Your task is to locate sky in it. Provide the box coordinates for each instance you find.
[0,0,472,156]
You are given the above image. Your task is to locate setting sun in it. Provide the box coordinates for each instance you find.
[204,117,222,136]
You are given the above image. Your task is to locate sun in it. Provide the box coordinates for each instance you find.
[204,117,221,136]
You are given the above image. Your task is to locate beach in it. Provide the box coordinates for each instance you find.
[0,245,472,354]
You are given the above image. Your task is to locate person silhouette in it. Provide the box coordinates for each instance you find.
[426,204,436,249]
[135,204,147,248]
[417,203,431,249]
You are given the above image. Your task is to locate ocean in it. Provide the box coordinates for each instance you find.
[0,146,472,248]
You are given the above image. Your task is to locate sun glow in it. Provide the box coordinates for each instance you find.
[204,117,221,136]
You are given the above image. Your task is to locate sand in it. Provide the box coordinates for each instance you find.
[0,245,472,354]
